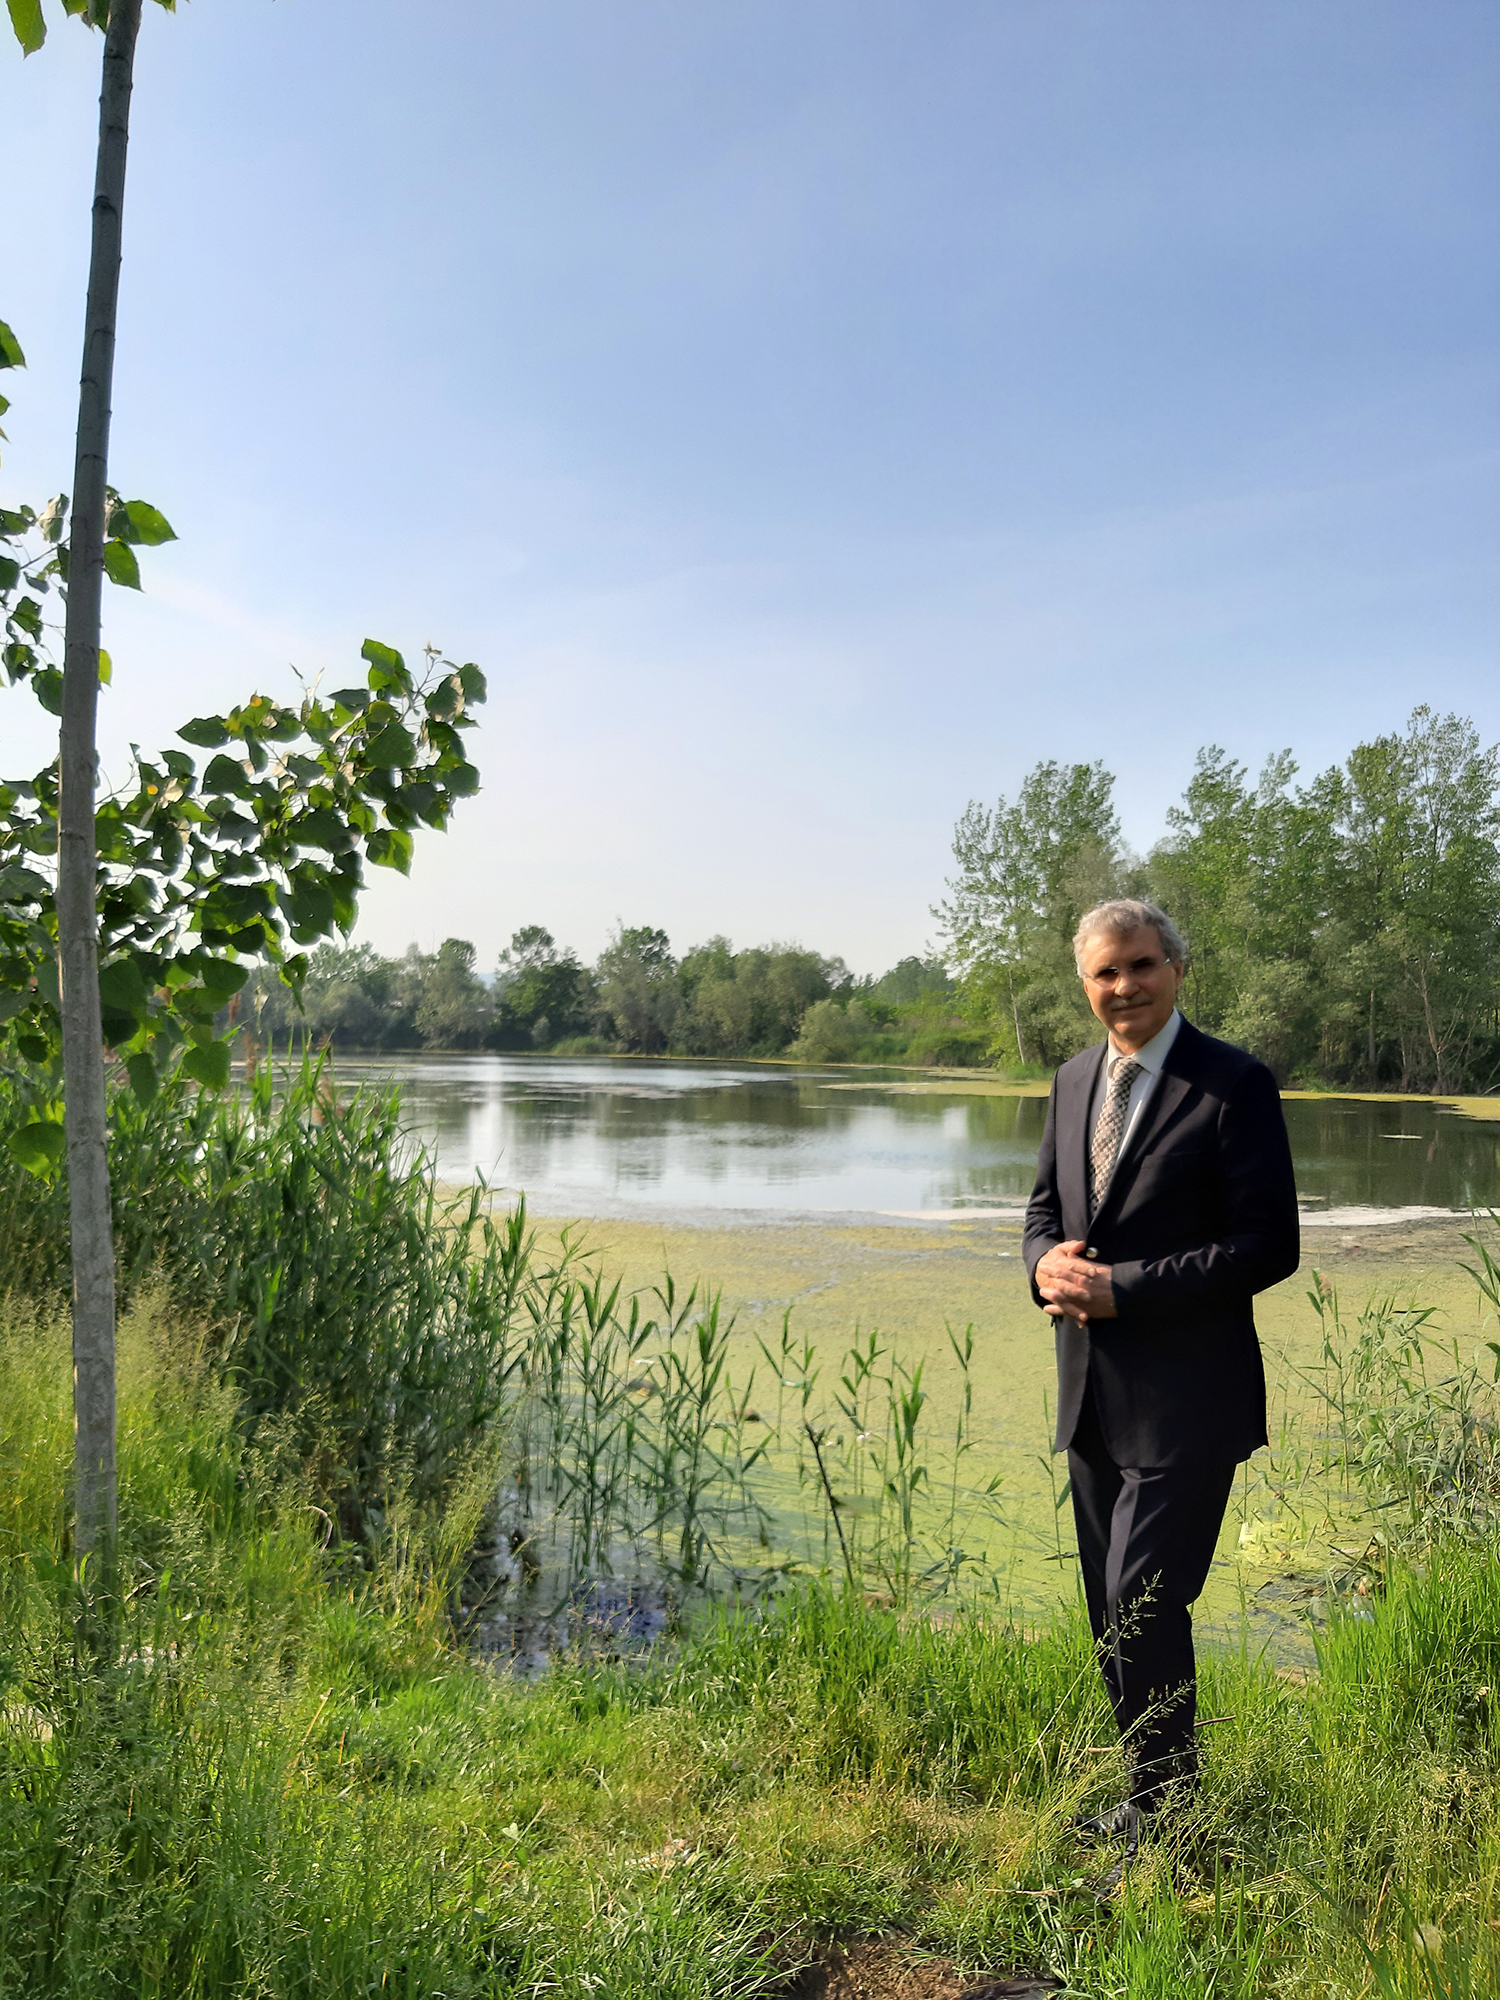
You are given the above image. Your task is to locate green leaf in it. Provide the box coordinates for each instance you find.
[126,1051,158,1103]
[202,880,273,926]
[202,752,252,796]
[286,874,336,937]
[170,985,220,1023]
[0,554,18,590]
[0,319,26,365]
[98,955,150,1018]
[4,0,44,50]
[117,498,176,546]
[16,1034,50,1064]
[425,676,462,721]
[195,957,247,998]
[98,648,111,686]
[8,1120,64,1176]
[363,720,417,768]
[101,540,141,590]
[180,1040,231,1090]
[0,864,49,903]
[366,827,413,873]
[178,716,230,748]
[31,667,63,716]
[360,638,409,692]
[329,686,371,712]
[292,806,352,853]
[458,663,487,703]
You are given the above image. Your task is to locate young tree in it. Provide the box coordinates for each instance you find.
[594,924,679,1053]
[1148,746,1336,1078]
[937,759,1124,1066]
[414,937,492,1049]
[4,368,486,1579]
[492,925,591,1048]
[6,0,180,1563]
[1335,709,1500,1090]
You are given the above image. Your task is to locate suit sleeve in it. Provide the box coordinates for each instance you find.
[1108,1062,1300,1321]
[1022,1077,1065,1309]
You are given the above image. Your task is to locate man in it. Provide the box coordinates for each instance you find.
[1023,898,1298,1858]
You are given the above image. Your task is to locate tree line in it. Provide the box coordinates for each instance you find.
[939,706,1500,1092]
[247,704,1500,1092]
[245,928,981,1067]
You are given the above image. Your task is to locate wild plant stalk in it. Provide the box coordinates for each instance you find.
[804,1419,855,1589]
[757,1312,820,1554]
[1036,1387,1073,1570]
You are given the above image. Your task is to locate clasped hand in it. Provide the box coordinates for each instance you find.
[1035,1239,1117,1325]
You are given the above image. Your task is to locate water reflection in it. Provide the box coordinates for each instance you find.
[324,1055,1500,1220]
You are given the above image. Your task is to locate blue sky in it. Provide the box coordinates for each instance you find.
[3,0,1497,973]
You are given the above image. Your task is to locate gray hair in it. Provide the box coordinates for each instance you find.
[1073,898,1187,973]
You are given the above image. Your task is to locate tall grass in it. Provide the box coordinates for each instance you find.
[1303,1262,1500,1545]
[3,1297,1498,1996]
[2,1059,535,1536]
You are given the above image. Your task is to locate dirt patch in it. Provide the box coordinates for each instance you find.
[781,1937,1063,2000]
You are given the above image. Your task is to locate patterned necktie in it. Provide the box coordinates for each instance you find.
[1090,1055,1142,1211]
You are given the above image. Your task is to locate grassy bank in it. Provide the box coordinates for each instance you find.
[2,1301,1499,1996]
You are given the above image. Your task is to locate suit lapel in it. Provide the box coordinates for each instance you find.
[1067,1041,1108,1231]
[1090,1020,1200,1233]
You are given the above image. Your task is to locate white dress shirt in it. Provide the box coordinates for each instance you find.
[1089,1007,1183,1160]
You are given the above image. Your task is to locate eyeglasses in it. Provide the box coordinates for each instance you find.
[1080,954,1176,987]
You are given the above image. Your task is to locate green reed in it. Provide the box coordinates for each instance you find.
[741,1319,1008,1608]
[1302,1256,1500,1547]
[492,1262,774,1605]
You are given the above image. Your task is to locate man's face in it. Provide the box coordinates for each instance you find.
[1078,925,1185,1052]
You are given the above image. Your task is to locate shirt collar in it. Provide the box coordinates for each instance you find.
[1106,1007,1182,1078]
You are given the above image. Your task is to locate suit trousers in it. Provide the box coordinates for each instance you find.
[1068,1378,1237,1806]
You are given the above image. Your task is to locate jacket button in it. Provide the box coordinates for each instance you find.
[1085,1247,1098,1259]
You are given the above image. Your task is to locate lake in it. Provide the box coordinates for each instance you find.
[326,1053,1500,1225]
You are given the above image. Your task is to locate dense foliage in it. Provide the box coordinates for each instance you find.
[941,706,1500,1090]
[245,930,980,1067]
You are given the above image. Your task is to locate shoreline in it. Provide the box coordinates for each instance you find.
[256,1045,1500,1115]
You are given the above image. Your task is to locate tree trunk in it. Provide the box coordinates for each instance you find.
[1417,965,1446,1095]
[1007,969,1027,1066]
[60,0,143,1567]
[1367,987,1376,1079]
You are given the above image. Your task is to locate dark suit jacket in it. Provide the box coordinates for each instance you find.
[1022,1017,1299,1467]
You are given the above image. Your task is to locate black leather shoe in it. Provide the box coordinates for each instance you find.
[1072,1799,1144,1848]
